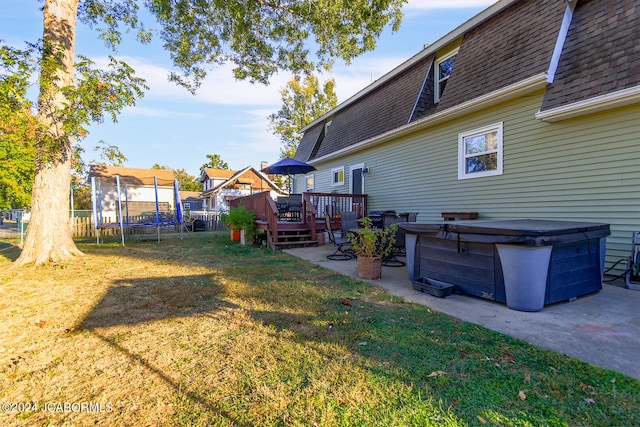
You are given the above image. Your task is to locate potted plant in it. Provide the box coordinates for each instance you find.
[239,209,257,246]
[221,206,256,243]
[347,217,397,279]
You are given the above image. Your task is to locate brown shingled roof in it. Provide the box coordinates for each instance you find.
[297,55,432,161]
[89,165,175,186]
[201,168,236,180]
[429,0,565,115]
[540,0,640,111]
[296,0,637,162]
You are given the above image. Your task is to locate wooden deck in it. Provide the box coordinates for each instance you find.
[230,192,367,249]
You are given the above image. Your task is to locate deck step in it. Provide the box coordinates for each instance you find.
[272,227,319,248]
[272,239,318,248]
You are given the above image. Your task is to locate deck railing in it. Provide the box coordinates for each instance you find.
[306,192,368,219]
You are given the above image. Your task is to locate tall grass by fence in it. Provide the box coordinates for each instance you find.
[71,211,226,238]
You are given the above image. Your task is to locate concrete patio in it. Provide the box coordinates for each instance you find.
[284,245,640,379]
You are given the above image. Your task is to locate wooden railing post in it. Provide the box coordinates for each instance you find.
[303,193,318,242]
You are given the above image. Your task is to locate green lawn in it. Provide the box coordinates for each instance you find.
[1,232,638,426]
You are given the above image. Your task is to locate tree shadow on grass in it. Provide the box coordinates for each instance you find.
[78,273,252,426]
[0,243,21,262]
[50,235,640,425]
[81,274,238,329]
[75,271,575,426]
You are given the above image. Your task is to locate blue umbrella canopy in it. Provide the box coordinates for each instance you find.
[261,157,316,175]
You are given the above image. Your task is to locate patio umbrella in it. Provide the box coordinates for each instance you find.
[262,157,316,194]
[262,157,316,175]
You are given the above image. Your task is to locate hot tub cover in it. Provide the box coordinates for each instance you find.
[399,219,610,246]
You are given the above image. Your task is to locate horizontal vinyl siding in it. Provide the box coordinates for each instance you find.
[317,91,640,274]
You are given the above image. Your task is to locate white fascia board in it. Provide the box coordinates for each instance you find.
[546,1,576,83]
[535,86,640,123]
[299,0,520,134]
[309,73,548,165]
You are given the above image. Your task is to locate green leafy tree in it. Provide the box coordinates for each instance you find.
[9,0,406,265]
[269,74,337,159]
[152,164,201,191]
[0,44,37,210]
[201,153,229,171]
[174,168,201,191]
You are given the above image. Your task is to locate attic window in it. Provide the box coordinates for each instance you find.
[309,118,333,160]
[435,50,457,102]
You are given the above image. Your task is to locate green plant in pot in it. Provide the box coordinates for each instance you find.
[222,206,256,243]
[347,217,397,279]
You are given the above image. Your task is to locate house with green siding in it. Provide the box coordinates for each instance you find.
[293,0,640,273]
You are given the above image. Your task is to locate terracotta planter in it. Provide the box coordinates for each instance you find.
[230,229,241,241]
[357,256,382,280]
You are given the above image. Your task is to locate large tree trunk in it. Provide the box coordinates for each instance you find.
[15,0,83,266]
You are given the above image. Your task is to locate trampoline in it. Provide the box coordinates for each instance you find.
[91,173,184,245]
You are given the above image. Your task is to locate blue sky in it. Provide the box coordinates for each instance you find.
[1,0,496,176]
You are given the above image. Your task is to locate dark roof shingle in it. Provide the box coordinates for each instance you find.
[540,0,640,111]
[431,0,566,114]
[296,55,433,161]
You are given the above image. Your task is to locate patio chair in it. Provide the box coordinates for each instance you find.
[325,213,353,260]
[287,194,303,221]
[276,196,289,219]
[382,212,406,267]
[340,211,359,238]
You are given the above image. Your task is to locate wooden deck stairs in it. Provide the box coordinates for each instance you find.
[257,220,324,249]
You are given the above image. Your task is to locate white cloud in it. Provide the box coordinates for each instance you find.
[102,56,291,107]
[98,54,405,109]
[125,106,204,119]
[235,108,282,154]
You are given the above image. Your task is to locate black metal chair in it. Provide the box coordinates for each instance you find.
[287,194,303,221]
[325,213,353,260]
[382,212,406,267]
[340,211,359,237]
[275,196,289,219]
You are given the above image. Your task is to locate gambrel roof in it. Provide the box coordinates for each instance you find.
[296,0,640,162]
[299,55,434,161]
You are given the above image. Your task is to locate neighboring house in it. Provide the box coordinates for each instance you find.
[200,166,284,212]
[89,165,178,222]
[180,191,204,212]
[294,0,640,271]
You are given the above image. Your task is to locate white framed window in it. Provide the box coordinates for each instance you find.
[331,167,344,186]
[324,120,332,135]
[458,122,503,180]
[435,49,458,102]
[305,174,314,191]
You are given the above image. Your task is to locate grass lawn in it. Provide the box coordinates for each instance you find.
[1,232,639,426]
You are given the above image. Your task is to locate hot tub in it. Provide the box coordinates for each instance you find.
[399,219,610,311]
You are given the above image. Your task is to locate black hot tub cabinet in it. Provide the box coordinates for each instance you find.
[399,220,610,311]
